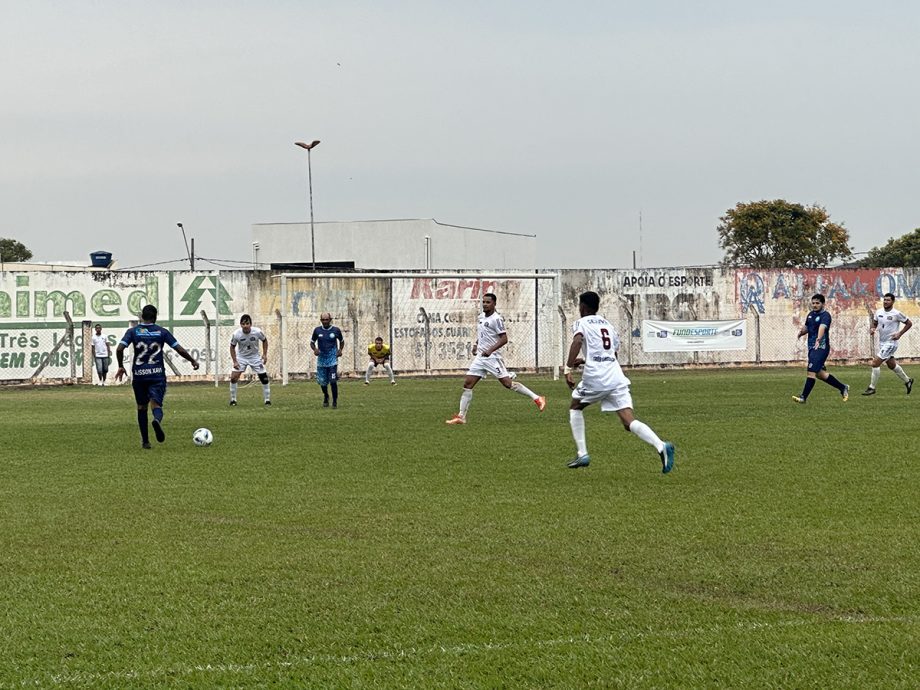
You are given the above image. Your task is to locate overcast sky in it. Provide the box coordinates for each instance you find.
[2,1,917,270]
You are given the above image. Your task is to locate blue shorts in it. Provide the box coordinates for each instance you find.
[807,348,829,372]
[133,379,167,406]
[316,365,338,386]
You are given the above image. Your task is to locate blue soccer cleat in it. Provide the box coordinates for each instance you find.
[567,454,590,469]
[151,418,166,443]
[660,442,675,474]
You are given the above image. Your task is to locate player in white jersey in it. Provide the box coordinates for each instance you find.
[446,292,546,424]
[564,291,674,473]
[862,292,913,396]
[229,314,271,406]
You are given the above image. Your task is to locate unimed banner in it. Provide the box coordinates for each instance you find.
[642,319,747,352]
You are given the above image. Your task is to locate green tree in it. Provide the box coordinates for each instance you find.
[717,200,852,268]
[859,228,920,267]
[0,237,33,263]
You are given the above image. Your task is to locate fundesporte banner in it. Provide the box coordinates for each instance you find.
[642,319,747,352]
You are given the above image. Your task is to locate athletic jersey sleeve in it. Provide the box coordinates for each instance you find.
[119,328,135,347]
[159,327,180,349]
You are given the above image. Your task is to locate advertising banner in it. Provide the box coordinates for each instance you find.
[643,319,747,352]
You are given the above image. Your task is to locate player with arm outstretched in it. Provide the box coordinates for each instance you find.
[115,304,199,448]
[229,314,271,406]
[445,292,545,425]
[564,291,674,473]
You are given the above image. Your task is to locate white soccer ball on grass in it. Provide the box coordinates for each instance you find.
[193,427,213,446]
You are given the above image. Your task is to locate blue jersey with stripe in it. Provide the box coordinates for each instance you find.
[311,326,343,367]
[805,309,831,350]
[120,323,180,381]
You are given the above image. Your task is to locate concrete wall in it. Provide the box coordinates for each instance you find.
[252,219,536,270]
[4,266,920,383]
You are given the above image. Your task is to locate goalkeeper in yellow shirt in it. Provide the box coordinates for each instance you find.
[365,337,396,385]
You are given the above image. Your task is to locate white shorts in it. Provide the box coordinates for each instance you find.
[572,381,633,412]
[877,341,899,361]
[466,353,510,380]
[234,356,266,374]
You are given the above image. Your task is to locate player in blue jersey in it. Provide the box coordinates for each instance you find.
[114,305,200,448]
[310,312,344,408]
[792,294,849,404]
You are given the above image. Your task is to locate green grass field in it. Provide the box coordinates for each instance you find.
[1,368,918,688]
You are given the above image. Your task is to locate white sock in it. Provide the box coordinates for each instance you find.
[870,367,881,389]
[384,363,394,382]
[230,381,238,401]
[510,381,538,400]
[459,389,473,417]
[365,363,374,382]
[629,419,665,454]
[893,365,910,383]
[569,409,588,457]
[262,382,271,402]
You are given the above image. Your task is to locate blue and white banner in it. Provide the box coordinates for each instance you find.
[642,319,747,352]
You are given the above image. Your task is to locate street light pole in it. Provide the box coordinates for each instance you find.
[294,140,321,270]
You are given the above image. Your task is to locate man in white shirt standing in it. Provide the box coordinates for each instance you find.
[91,323,112,385]
[229,314,271,406]
[564,291,674,473]
[862,292,913,396]
[446,292,546,425]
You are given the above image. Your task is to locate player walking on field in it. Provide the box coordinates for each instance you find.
[446,292,546,424]
[115,304,200,448]
[792,293,849,404]
[564,291,674,473]
[229,314,271,406]
[862,292,913,396]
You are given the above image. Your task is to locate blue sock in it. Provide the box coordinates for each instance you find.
[801,378,816,400]
[137,410,149,443]
[152,407,164,423]
[824,375,846,392]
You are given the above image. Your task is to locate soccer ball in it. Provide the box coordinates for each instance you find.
[193,427,213,446]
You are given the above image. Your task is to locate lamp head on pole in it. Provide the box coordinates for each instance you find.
[294,140,321,150]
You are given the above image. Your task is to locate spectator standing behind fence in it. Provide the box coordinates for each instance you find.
[91,323,111,385]
[365,337,396,385]
[862,292,913,396]
[311,312,344,408]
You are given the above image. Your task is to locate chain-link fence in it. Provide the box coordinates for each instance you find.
[5,266,920,385]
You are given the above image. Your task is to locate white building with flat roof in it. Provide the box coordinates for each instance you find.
[251,218,536,270]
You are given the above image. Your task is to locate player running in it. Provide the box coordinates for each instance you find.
[792,293,849,404]
[229,314,271,406]
[446,292,545,425]
[115,304,199,449]
[862,292,913,396]
[564,291,674,473]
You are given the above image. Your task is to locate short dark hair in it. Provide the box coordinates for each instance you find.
[483,292,497,303]
[375,336,383,342]
[811,294,826,304]
[884,292,895,301]
[240,314,252,324]
[579,291,600,312]
[141,304,158,321]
